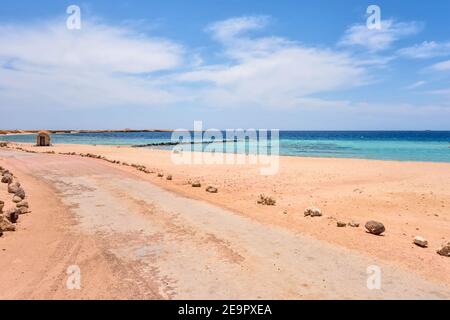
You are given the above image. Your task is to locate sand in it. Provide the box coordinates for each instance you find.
[1,142,449,298]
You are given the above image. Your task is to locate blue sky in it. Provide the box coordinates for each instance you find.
[1,0,450,130]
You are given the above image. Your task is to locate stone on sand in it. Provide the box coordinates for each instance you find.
[413,236,428,248]
[304,208,322,217]
[8,181,20,194]
[337,221,347,227]
[437,242,450,257]
[206,186,218,194]
[12,195,22,203]
[0,216,16,231]
[16,200,29,208]
[5,208,19,223]
[1,174,13,184]
[15,187,26,199]
[365,221,385,235]
[349,221,360,228]
[17,206,30,215]
[191,181,201,188]
[166,175,173,181]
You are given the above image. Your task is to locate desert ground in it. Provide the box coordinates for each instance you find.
[0,142,449,299]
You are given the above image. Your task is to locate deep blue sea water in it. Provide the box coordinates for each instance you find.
[1,131,450,163]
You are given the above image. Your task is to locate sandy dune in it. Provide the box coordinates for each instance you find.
[0,148,449,299]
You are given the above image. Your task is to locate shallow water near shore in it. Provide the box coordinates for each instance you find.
[2,131,450,163]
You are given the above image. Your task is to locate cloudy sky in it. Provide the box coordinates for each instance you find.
[1,0,450,130]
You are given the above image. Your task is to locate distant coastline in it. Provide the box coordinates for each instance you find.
[0,129,174,135]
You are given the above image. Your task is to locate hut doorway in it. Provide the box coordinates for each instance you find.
[36,131,51,146]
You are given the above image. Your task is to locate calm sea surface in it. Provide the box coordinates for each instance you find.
[2,131,450,163]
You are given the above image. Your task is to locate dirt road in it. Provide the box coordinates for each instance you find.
[0,150,449,299]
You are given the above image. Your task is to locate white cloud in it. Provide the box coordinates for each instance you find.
[340,19,422,51]
[427,88,450,96]
[404,80,426,90]
[398,41,450,59]
[0,21,183,73]
[206,15,269,42]
[0,20,184,110]
[431,60,450,71]
[176,16,368,109]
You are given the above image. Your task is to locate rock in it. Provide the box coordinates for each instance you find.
[5,209,19,223]
[166,175,173,181]
[1,174,13,184]
[12,195,22,203]
[191,181,201,188]
[0,215,16,231]
[349,221,360,228]
[15,187,26,199]
[304,208,322,217]
[206,186,218,194]
[16,200,29,208]
[257,194,276,206]
[17,206,30,215]
[157,173,164,178]
[365,221,385,235]
[413,236,428,248]
[0,200,4,213]
[7,181,20,194]
[437,242,450,257]
[8,183,19,194]
[337,221,347,227]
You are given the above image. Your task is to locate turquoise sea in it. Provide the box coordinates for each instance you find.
[1,131,450,163]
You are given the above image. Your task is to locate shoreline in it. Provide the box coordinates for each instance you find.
[1,142,450,287]
[1,139,449,165]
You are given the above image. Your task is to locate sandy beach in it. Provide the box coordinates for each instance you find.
[0,141,449,299]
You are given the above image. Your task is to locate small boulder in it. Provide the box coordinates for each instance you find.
[304,208,322,217]
[16,200,29,208]
[1,174,13,184]
[437,242,450,257]
[12,195,22,203]
[337,221,347,227]
[5,209,19,223]
[0,215,16,231]
[206,186,218,194]
[0,200,4,213]
[348,221,360,228]
[166,175,173,181]
[191,181,201,188]
[17,206,30,215]
[8,182,20,194]
[365,221,385,236]
[15,187,26,199]
[157,173,164,178]
[413,236,428,248]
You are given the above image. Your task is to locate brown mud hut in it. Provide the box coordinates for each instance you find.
[36,131,51,146]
